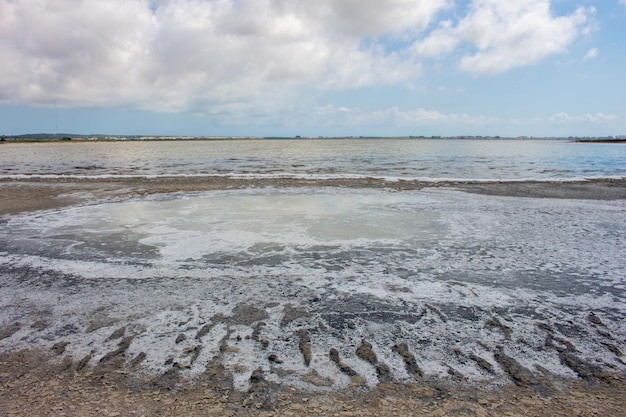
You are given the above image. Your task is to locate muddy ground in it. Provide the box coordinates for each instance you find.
[1,177,625,216]
[1,348,624,417]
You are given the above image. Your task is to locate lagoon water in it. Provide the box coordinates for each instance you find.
[0,139,625,390]
[1,138,625,180]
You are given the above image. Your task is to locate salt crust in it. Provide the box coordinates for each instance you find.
[1,188,624,391]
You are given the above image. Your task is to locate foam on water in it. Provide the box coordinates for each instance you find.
[1,188,624,390]
[2,172,624,183]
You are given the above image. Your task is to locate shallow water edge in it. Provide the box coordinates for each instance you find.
[1,176,625,216]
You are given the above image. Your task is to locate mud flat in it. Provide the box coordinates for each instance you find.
[1,177,625,416]
[1,176,625,216]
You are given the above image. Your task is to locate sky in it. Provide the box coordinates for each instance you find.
[1,0,625,137]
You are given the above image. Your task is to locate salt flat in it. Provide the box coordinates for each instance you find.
[1,186,624,395]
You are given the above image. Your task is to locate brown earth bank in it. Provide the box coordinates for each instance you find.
[1,349,625,417]
[1,177,625,216]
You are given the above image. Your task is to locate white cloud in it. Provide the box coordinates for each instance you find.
[413,20,459,57]
[297,0,452,38]
[0,0,448,112]
[583,48,598,61]
[414,0,595,74]
[551,112,617,123]
[0,0,601,127]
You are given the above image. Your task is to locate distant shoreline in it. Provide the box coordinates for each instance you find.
[2,135,625,143]
[574,138,626,143]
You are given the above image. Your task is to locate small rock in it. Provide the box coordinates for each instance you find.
[268,354,284,364]
[250,368,265,384]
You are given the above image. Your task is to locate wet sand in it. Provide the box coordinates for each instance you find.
[1,176,625,217]
[1,177,625,416]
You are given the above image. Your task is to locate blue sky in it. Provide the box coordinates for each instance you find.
[1,0,625,137]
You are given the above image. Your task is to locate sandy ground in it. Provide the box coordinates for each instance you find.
[1,177,625,416]
[1,176,625,217]
[1,349,624,417]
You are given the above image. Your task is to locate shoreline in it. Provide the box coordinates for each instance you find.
[2,177,625,416]
[1,348,624,416]
[1,177,625,217]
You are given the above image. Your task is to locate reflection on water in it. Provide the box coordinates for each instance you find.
[1,139,624,179]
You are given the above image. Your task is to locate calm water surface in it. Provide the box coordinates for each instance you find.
[1,139,624,180]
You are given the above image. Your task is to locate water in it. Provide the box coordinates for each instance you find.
[1,138,624,180]
[0,139,625,391]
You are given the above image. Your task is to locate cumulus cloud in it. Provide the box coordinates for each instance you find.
[296,0,451,38]
[0,0,597,123]
[413,0,595,74]
[413,20,459,57]
[0,0,446,112]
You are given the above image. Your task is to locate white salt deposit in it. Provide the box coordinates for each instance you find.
[0,188,624,391]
